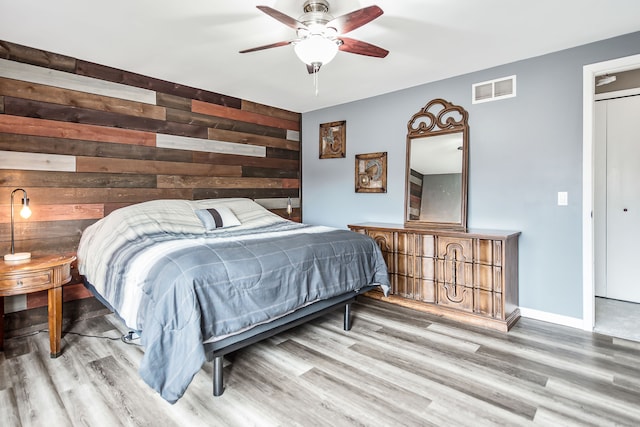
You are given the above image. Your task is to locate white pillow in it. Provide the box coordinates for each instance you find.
[195,207,241,230]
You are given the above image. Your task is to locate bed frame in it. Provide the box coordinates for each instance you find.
[85,278,376,398]
[203,285,376,396]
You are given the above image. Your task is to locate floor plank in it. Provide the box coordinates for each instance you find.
[1,297,640,426]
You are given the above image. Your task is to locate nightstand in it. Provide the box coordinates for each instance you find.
[0,254,76,358]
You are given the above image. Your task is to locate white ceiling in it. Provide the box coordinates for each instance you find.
[1,0,640,113]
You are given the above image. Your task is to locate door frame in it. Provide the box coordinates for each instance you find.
[582,53,640,330]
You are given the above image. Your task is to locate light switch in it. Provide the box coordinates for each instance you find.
[558,191,568,206]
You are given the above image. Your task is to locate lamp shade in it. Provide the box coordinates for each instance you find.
[294,35,339,66]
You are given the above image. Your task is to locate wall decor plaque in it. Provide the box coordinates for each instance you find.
[319,120,346,158]
[355,152,387,193]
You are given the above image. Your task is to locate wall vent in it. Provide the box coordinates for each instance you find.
[472,75,516,104]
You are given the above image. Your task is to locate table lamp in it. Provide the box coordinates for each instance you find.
[4,188,32,261]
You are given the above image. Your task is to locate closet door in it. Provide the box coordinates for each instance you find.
[606,95,640,303]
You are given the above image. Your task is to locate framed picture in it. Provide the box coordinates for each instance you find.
[319,120,346,159]
[355,152,387,193]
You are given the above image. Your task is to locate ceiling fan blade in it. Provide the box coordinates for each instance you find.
[338,37,388,58]
[239,40,293,54]
[256,5,307,30]
[327,5,383,34]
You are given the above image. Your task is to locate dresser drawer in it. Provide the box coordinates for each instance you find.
[419,256,435,281]
[397,232,416,255]
[415,278,436,303]
[437,282,473,313]
[437,236,473,263]
[395,274,414,299]
[417,234,435,257]
[475,239,503,266]
[474,289,504,319]
[0,270,52,295]
[474,263,503,292]
[436,258,473,288]
[397,253,414,277]
[366,230,394,253]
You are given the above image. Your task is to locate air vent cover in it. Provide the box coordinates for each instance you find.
[472,75,516,104]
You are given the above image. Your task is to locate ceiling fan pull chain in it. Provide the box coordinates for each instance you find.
[313,63,320,96]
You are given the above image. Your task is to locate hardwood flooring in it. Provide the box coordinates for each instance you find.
[1,297,640,426]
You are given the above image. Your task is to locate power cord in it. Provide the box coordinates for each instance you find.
[121,330,141,345]
[7,329,140,345]
[6,329,48,340]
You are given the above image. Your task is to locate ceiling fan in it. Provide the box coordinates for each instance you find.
[239,0,388,74]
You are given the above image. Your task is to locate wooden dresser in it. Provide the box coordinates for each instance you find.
[349,223,520,332]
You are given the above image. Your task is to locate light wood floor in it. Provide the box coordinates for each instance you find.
[1,297,640,426]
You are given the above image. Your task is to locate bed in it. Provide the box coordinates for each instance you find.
[77,198,390,403]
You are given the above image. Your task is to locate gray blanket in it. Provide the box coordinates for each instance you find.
[89,222,390,403]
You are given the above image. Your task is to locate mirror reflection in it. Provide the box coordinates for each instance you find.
[409,133,463,222]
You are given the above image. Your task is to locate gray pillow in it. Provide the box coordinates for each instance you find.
[195,207,241,230]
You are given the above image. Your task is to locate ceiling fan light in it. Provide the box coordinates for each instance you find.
[294,35,338,66]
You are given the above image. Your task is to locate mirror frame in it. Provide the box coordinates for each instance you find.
[404,98,469,231]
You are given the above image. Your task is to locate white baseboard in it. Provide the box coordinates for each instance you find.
[519,307,585,330]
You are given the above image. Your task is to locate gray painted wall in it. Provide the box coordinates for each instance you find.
[301,31,640,319]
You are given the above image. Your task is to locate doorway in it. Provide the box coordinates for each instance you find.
[595,94,640,302]
[583,53,640,339]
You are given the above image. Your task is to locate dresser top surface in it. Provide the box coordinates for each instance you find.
[348,222,521,239]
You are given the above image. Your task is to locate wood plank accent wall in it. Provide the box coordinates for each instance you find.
[0,40,301,313]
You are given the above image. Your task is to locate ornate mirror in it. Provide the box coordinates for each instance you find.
[404,98,469,230]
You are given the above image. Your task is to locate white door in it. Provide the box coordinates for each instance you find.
[606,95,640,303]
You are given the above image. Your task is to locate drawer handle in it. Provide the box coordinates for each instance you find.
[17,280,23,287]
[445,247,464,303]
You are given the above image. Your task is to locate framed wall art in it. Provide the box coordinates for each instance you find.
[319,120,346,159]
[355,152,387,193]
